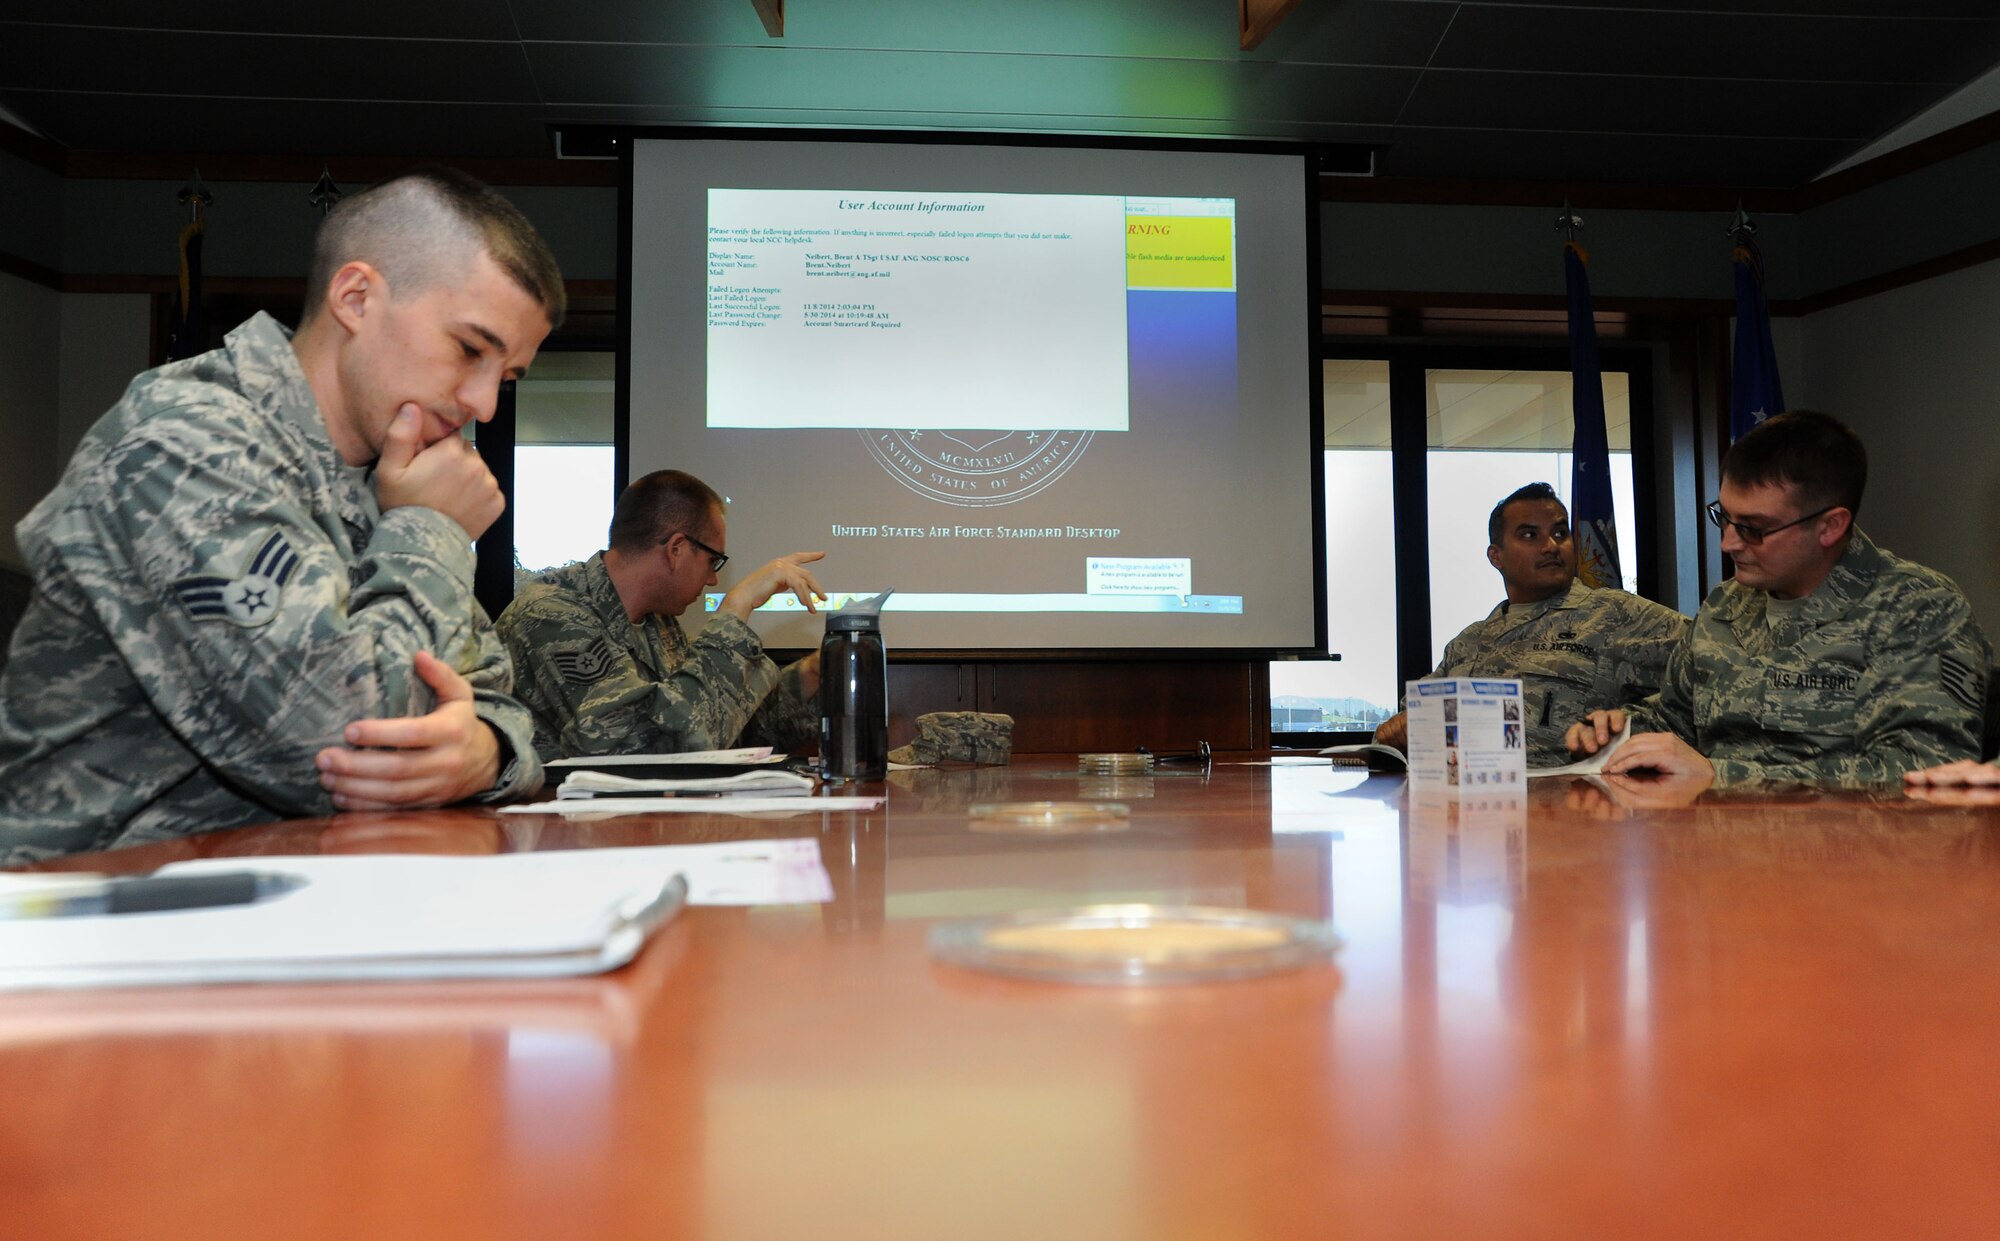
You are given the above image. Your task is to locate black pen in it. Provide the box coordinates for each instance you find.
[0,871,308,919]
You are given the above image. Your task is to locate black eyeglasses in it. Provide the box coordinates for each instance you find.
[1705,500,1836,546]
[678,533,729,573]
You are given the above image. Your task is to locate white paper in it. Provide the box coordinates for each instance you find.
[1526,723,1633,778]
[1317,743,1407,772]
[555,769,817,799]
[545,747,779,769]
[505,796,885,818]
[0,840,832,991]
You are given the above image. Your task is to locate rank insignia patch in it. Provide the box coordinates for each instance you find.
[174,529,300,628]
[1940,653,1984,714]
[551,638,619,685]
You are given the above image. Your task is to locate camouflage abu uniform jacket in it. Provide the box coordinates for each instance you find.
[1627,527,1991,784]
[1428,580,1688,766]
[496,551,817,761]
[0,313,540,864]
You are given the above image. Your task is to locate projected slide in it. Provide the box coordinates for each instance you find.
[706,191,1236,434]
[627,138,1318,653]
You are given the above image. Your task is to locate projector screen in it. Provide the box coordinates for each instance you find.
[623,135,1324,653]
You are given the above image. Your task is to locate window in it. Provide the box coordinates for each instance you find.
[1424,367,1636,667]
[1270,360,1398,735]
[511,353,616,573]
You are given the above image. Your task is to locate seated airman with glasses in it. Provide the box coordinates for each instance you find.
[496,469,827,760]
[1567,409,1990,790]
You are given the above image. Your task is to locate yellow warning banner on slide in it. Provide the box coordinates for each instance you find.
[1125,216,1235,289]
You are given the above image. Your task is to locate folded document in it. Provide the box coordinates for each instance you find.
[1525,723,1633,778]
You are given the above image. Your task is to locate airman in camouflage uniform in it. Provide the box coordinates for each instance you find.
[1377,482,1687,765]
[0,169,562,863]
[497,469,825,760]
[1570,410,1990,786]
[499,550,818,759]
[1619,527,1988,783]
[1422,581,1686,766]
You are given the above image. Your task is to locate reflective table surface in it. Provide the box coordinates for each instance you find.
[8,760,2000,1239]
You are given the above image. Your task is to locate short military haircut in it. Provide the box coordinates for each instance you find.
[1488,482,1566,546]
[1720,409,1866,517]
[608,470,724,553]
[302,166,566,329]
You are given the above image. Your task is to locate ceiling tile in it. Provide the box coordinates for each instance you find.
[1247,1,1460,66]
[0,3,520,39]
[511,0,1238,59]
[1,93,554,158]
[1373,126,1857,185]
[529,44,1417,130]
[1399,69,1943,141]
[1431,7,2000,83]
[0,26,539,103]
[1474,0,1998,18]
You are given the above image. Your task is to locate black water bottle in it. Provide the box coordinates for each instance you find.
[820,611,888,781]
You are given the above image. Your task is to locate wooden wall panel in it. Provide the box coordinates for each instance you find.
[978,661,1260,754]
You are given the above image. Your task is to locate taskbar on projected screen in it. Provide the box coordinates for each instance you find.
[703,593,1244,614]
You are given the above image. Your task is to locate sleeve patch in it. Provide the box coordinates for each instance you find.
[173,529,296,628]
[551,638,620,685]
[1940,652,1986,714]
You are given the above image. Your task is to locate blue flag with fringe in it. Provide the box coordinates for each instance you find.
[1730,238,1784,440]
[1563,240,1622,591]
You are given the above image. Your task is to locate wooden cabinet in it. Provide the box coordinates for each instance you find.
[886,664,976,750]
[888,660,1268,754]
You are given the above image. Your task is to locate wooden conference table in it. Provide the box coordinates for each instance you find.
[8,758,2000,1239]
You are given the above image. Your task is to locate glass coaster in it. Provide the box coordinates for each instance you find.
[967,801,1130,834]
[1077,752,1153,776]
[929,904,1340,985]
[1076,775,1155,800]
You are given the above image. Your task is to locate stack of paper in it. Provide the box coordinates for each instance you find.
[523,748,884,816]
[554,768,817,799]
[0,841,833,991]
[545,747,789,783]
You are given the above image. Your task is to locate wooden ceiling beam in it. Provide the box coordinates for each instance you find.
[750,0,784,38]
[1240,0,1300,51]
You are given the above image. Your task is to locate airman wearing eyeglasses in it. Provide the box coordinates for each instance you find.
[495,469,827,760]
[1567,410,1990,787]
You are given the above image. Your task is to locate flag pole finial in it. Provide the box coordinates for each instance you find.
[1727,200,1757,244]
[1555,199,1583,241]
[309,166,344,218]
[176,169,213,224]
